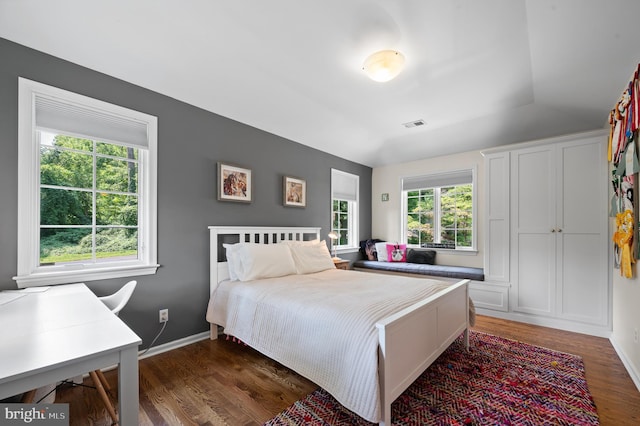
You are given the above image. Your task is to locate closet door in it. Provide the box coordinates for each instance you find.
[511,145,556,316]
[484,152,510,283]
[556,137,608,325]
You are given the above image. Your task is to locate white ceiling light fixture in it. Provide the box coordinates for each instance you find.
[362,50,406,82]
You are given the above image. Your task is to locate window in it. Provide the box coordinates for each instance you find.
[402,169,476,251]
[331,169,359,249]
[15,78,158,287]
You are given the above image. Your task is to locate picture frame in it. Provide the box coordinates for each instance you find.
[217,162,252,203]
[283,176,306,207]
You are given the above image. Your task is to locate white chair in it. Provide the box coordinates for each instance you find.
[91,280,137,425]
[99,280,137,316]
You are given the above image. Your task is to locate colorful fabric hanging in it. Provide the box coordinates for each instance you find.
[614,210,635,278]
[609,64,640,278]
[614,137,640,177]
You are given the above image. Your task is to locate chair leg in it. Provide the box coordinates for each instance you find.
[89,370,118,425]
[21,389,36,403]
[96,369,111,391]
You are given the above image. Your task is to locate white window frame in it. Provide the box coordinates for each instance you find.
[14,78,159,287]
[401,167,477,253]
[330,169,359,251]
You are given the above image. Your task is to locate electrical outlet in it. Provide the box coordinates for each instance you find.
[159,309,169,323]
[634,328,639,344]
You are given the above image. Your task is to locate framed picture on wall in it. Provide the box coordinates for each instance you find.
[283,176,306,207]
[218,162,252,203]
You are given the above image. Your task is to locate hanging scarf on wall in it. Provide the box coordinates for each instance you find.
[614,209,635,278]
[609,64,640,278]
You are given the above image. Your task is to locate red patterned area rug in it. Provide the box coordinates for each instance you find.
[264,331,599,425]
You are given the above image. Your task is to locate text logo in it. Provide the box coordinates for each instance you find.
[0,404,68,425]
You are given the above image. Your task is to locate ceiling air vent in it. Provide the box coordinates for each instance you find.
[402,119,426,128]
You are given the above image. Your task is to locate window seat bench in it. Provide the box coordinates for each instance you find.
[353,260,485,281]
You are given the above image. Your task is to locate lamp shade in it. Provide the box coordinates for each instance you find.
[362,50,405,82]
[328,231,339,240]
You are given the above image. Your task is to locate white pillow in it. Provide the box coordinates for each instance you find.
[223,243,242,281]
[289,242,335,274]
[375,242,389,261]
[237,243,297,281]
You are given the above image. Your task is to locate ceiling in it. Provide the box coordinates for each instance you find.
[1,0,639,167]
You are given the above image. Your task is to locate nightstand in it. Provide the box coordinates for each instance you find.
[333,258,350,270]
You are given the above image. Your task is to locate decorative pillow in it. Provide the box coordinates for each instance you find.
[364,239,378,260]
[223,243,242,281]
[360,239,384,260]
[236,243,297,281]
[289,242,335,274]
[375,242,389,261]
[386,243,407,262]
[406,248,436,265]
[358,240,368,256]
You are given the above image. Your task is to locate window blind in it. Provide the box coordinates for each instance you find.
[35,95,149,149]
[402,169,472,191]
[331,169,358,201]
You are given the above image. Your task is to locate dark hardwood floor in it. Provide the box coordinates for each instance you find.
[54,315,640,425]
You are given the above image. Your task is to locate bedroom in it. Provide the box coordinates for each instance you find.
[0,0,639,424]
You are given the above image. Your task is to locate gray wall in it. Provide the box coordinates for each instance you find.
[0,38,372,348]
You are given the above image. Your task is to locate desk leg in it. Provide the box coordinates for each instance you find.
[118,347,139,426]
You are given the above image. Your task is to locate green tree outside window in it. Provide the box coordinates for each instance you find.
[39,133,139,265]
[405,184,472,249]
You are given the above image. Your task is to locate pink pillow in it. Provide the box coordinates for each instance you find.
[386,243,407,262]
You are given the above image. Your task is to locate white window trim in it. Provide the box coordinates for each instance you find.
[331,169,359,250]
[400,166,477,253]
[14,78,159,287]
[332,198,359,252]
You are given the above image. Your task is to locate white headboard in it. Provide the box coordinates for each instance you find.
[208,226,322,294]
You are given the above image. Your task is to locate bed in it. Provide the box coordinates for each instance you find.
[206,226,470,425]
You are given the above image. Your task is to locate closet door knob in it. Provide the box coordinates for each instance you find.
[557,229,562,232]
[551,229,556,233]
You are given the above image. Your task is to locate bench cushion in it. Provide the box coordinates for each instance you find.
[353,260,484,281]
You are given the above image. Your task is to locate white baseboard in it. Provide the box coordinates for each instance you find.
[88,331,211,375]
[138,331,210,360]
[609,336,640,392]
[475,308,612,338]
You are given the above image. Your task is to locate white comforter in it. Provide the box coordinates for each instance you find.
[206,269,451,423]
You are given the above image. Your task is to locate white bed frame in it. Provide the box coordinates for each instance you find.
[208,226,470,426]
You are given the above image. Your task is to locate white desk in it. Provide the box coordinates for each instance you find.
[0,283,142,425]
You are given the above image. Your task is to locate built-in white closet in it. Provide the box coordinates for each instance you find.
[482,130,611,337]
